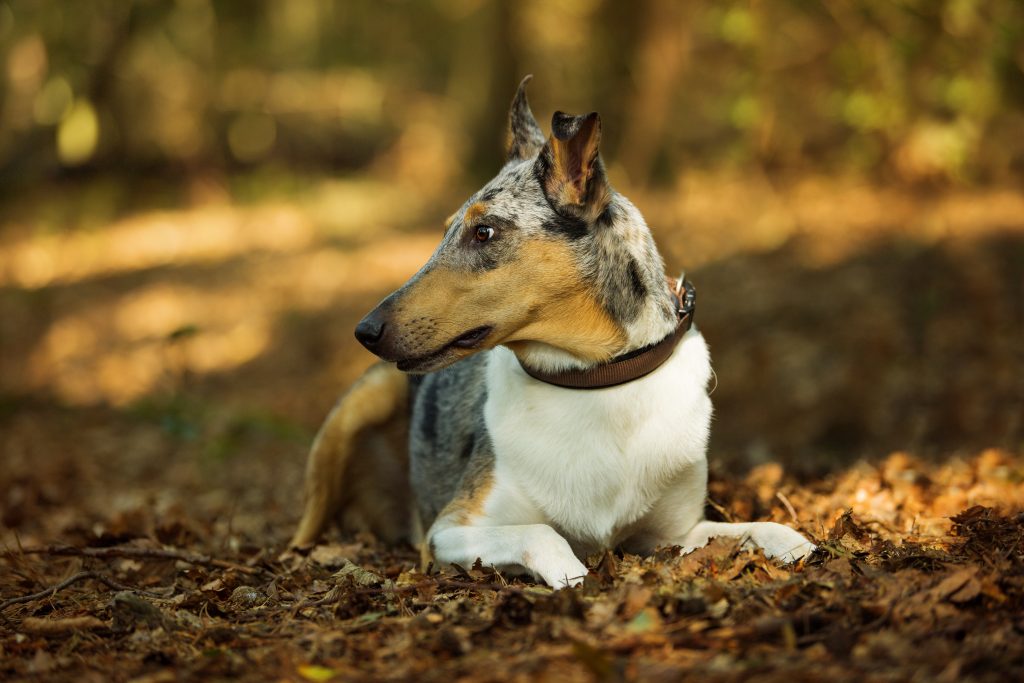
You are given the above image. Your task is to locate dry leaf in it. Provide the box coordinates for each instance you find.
[297,664,342,682]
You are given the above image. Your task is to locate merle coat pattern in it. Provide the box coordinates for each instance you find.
[291,77,815,587]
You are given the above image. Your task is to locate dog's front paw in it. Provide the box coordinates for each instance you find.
[524,537,589,589]
[748,522,816,563]
[535,557,588,589]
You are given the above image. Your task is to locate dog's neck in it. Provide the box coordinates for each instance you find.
[510,195,680,374]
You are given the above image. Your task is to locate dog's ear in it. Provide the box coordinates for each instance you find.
[535,110,609,222]
[507,75,546,162]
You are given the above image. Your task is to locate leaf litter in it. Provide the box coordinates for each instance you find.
[2,444,1023,681]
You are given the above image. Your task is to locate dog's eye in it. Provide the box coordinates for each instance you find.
[474,226,495,243]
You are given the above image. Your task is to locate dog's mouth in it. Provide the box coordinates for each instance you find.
[396,325,494,373]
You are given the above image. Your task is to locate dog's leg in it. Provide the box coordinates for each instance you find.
[423,465,589,589]
[289,363,408,548]
[678,521,816,564]
[429,524,589,589]
[631,461,815,563]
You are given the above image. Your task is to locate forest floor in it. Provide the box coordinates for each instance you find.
[1,172,1023,681]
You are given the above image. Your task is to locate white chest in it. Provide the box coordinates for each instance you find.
[482,333,713,550]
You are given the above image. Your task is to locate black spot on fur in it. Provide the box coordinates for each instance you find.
[627,258,647,301]
[533,149,552,187]
[481,187,501,201]
[596,202,617,228]
[459,433,476,461]
[551,111,594,140]
[542,214,589,241]
[600,246,647,324]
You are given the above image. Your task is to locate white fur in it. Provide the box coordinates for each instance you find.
[484,329,713,550]
[427,328,815,588]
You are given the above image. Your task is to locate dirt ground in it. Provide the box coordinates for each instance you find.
[1,173,1023,681]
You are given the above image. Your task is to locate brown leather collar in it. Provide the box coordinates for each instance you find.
[517,278,696,390]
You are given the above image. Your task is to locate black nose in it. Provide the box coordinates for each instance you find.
[354,315,385,350]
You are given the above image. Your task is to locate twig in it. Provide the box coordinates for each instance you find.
[21,615,107,634]
[10,544,262,575]
[0,571,138,612]
[776,491,800,524]
[706,498,735,523]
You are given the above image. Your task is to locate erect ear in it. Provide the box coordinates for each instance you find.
[535,110,609,222]
[506,75,546,162]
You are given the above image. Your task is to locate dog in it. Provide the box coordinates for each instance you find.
[290,77,815,588]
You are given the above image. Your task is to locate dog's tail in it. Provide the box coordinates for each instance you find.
[289,362,411,548]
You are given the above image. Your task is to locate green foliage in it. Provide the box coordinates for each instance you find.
[0,0,1022,187]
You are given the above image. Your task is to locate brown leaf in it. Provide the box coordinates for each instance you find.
[333,559,384,588]
[934,567,978,602]
[200,578,224,592]
[620,585,652,620]
[948,577,982,603]
[676,537,743,575]
[309,543,360,569]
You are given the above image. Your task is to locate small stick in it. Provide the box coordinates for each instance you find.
[21,615,107,634]
[776,491,799,524]
[10,544,261,575]
[706,498,734,523]
[0,571,138,612]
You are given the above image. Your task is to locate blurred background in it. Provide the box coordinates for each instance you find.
[1,0,1022,543]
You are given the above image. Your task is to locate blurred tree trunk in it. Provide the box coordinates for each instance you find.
[463,0,517,182]
[615,0,693,188]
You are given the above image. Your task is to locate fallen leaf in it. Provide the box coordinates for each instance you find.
[310,544,360,569]
[934,567,978,602]
[200,578,224,592]
[297,664,342,682]
[333,560,384,587]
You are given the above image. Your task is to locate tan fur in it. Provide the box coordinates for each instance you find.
[290,363,410,547]
[391,240,625,363]
[420,468,494,568]
[544,115,603,215]
[501,242,624,360]
[463,201,487,227]
[438,470,493,526]
[546,137,579,205]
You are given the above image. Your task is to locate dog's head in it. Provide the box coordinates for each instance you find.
[356,76,670,373]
